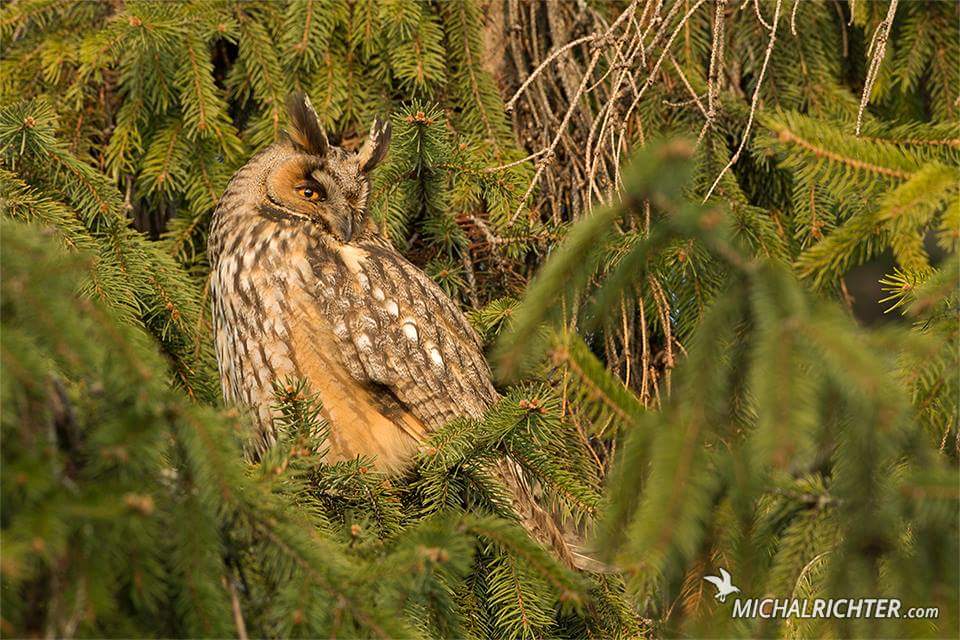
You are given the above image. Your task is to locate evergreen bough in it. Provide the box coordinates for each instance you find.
[2,0,958,638]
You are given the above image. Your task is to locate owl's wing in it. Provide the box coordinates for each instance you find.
[313,241,497,436]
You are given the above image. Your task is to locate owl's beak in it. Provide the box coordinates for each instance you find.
[336,213,353,243]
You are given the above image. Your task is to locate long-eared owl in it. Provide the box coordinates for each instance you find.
[208,94,587,568]
[208,93,498,468]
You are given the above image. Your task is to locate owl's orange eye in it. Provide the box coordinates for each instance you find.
[296,184,326,202]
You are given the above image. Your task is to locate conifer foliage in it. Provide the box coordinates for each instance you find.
[1,0,958,638]
[498,139,958,638]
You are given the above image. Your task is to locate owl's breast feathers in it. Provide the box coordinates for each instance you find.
[211,221,497,468]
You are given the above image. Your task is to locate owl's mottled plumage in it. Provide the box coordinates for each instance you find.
[208,93,593,569]
[209,97,494,469]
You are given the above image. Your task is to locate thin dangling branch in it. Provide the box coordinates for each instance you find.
[855,0,899,135]
[703,0,782,202]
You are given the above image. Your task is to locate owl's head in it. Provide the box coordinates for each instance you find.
[245,92,391,243]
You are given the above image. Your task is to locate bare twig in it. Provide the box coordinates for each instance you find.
[832,0,849,57]
[752,0,772,30]
[224,575,249,640]
[856,0,898,135]
[510,46,604,224]
[613,0,709,172]
[638,285,650,404]
[585,20,648,206]
[461,251,481,308]
[668,55,709,118]
[706,0,726,120]
[703,0,782,202]
[622,0,709,122]
[482,148,549,173]
[696,0,727,146]
[504,34,597,112]
[648,276,673,396]
[510,1,639,224]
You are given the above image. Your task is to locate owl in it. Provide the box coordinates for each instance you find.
[208,93,591,569]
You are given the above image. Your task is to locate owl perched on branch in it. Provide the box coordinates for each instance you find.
[208,93,593,569]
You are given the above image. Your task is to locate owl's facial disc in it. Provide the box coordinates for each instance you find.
[265,154,361,242]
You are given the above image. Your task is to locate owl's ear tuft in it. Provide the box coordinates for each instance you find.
[286,92,328,157]
[357,118,392,173]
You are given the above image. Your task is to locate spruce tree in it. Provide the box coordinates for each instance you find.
[2,1,958,638]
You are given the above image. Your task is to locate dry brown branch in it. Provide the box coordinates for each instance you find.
[509,1,640,224]
[638,286,650,404]
[752,0,772,30]
[668,55,708,118]
[482,148,549,173]
[504,34,597,113]
[618,0,709,147]
[586,18,651,207]
[590,0,709,200]
[703,0,782,202]
[706,0,726,121]
[510,45,604,224]
[856,0,898,135]
[224,575,249,640]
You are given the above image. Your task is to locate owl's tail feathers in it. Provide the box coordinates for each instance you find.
[566,538,615,574]
[494,460,614,574]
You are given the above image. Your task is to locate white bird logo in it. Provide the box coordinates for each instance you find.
[704,568,740,603]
